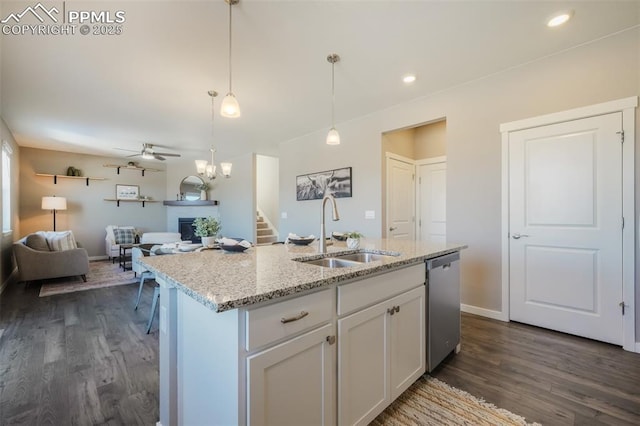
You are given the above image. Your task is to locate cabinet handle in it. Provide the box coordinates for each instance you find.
[326,335,336,345]
[394,306,400,313]
[280,311,309,324]
[387,307,395,316]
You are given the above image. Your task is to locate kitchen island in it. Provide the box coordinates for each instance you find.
[141,239,465,426]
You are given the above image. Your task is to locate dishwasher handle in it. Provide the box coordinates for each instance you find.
[427,252,460,270]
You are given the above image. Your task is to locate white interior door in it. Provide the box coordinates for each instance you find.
[386,156,415,240]
[418,160,446,243]
[509,112,623,345]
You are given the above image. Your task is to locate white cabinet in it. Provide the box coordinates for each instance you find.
[247,323,335,426]
[338,284,425,426]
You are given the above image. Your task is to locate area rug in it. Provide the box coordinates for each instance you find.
[371,376,540,426]
[39,260,138,297]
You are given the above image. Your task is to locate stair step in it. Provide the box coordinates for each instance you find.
[257,222,268,229]
[257,229,273,236]
[257,235,277,244]
[257,216,264,222]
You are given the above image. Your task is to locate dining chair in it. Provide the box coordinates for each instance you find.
[132,245,161,334]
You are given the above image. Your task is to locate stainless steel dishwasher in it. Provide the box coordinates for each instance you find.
[426,251,461,372]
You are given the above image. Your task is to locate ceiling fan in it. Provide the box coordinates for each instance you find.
[116,143,181,161]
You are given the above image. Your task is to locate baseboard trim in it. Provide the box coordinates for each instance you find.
[461,304,508,322]
[635,342,640,354]
[89,255,109,261]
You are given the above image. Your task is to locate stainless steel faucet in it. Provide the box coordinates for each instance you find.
[319,194,340,253]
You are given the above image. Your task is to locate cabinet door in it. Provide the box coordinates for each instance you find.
[389,286,426,400]
[246,323,335,426]
[338,300,390,426]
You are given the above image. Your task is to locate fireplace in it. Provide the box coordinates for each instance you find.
[179,218,201,243]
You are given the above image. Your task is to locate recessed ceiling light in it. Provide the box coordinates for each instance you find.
[547,10,573,27]
[403,74,416,84]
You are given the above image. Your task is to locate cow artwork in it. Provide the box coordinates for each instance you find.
[296,167,352,201]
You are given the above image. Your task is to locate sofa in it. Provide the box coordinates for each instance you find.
[13,231,90,283]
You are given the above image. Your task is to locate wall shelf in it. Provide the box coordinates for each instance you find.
[163,200,219,206]
[104,199,159,207]
[103,164,162,177]
[36,173,105,186]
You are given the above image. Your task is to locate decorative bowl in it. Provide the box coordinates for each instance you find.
[289,237,315,246]
[332,232,347,241]
[220,244,249,252]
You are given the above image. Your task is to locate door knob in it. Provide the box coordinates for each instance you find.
[389,226,397,232]
[512,233,530,239]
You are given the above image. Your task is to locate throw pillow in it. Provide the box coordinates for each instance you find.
[47,231,78,251]
[25,233,50,251]
[113,228,135,244]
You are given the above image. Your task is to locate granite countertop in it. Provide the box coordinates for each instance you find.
[140,238,466,313]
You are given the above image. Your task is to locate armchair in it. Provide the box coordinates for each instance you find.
[13,235,89,283]
[105,225,137,262]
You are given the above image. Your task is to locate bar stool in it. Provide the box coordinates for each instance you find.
[132,246,160,333]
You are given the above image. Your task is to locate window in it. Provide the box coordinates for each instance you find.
[2,141,12,233]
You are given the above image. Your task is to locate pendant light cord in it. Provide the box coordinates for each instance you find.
[331,60,335,127]
[228,1,233,93]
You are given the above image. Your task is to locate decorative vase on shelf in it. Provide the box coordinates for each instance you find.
[346,238,360,250]
[200,190,207,201]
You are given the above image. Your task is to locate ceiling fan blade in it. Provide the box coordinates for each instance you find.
[114,147,140,153]
[153,154,166,161]
[153,152,181,157]
[126,153,141,158]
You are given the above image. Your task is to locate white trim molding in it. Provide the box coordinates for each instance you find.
[500,96,637,352]
[461,304,508,322]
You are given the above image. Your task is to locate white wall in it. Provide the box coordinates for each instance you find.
[280,114,383,240]
[280,28,640,334]
[256,155,280,233]
[216,152,256,241]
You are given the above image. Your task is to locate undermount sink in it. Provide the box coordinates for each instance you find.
[299,251,399,268]
[302,257,363,268]
[332,252,396,263]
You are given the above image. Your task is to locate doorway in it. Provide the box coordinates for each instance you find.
[501,97,636,351]
[382,120,447,240]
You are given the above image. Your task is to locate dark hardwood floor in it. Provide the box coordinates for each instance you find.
[432,313,640,425]
[0,279,159,425]
[1,280,639,425]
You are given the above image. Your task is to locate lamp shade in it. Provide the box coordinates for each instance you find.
[326,128,340,145]
[42,196,67,210]
[195,160,208,174]
[220,93,241,118]
[220,162,232,177]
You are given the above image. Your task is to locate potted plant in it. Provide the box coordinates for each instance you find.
[195,182,210,200]
[346,231,363,249]
[193,216,221,248]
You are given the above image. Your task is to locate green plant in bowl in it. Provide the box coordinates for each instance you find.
[193,217,221,248]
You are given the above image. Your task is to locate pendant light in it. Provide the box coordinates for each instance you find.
[220,0,241,118]
[326,53,340,145]
[195,91,232,179]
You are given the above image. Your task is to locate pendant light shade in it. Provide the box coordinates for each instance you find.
[326,53,340,145]
[326,128,340,145]
[220,93,241,118]
[221,0,241,118]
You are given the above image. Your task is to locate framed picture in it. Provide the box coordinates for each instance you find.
[116,184,140,200]
[296,167,352,201]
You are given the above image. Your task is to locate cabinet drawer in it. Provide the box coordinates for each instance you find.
[337,264,425,316]
[245,289,333,351]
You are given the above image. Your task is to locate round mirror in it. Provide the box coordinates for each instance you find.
[180,175,205,201]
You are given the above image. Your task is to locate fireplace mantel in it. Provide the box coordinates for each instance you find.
[163,200,219,206]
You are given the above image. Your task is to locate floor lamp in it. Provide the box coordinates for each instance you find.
[42,196,67,231]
